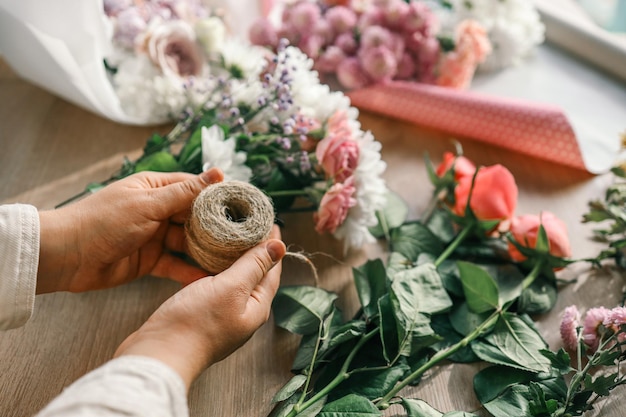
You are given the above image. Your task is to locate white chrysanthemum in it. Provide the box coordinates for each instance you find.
[439,0,544,71]
[201,125,252,182]
[334,130,387,251]
[218,38,267,80]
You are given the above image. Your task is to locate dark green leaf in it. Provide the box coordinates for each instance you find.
[268,394,299,417]
[425,208,456,244]
[332,363,409,401]
[273,286,338,335]
[430,314,480,362]
[387,252,414,277]
[517,276,557,314]
[449,302,492,337]
[586,373,618,396]
[483,264,523,307]
[299,396,328,417]
[475,313,550,372]
[272,374,308,403]
[401,398,443,417]
[442,412,481,417]
[434,258,464,297]
[535,223,550,253]
[474,366,536,404]
[378,294,398,363]
[318,394,381,416]
[390,222,444,262]
[292,333,319,371]
[369,189,409,238]
[353,259,388,319]
[540,349,572,375]
[457,261,499,313]
[481,384,531,417]
[142,133,166,156]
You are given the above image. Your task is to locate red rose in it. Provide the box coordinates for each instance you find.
[453,164,517,223]
[435,151,476,181]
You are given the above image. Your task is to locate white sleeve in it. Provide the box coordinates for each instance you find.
[0,204,39,330]
[35,355,190,417]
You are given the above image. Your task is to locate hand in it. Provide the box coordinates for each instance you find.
[37,169,224,294]
[114,227,286,389]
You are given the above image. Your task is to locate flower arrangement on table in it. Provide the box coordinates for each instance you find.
[267,150,626,417]
[249,0,544,90]
[80,0,387,250]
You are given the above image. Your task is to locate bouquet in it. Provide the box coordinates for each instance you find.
[266,149,626,416]
[68,1,388,250]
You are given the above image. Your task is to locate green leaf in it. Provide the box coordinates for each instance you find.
[134,151,180,172]
[430,314,480,362]
[442,413,481,417]
[353,259,388,319]
[474,313,550,373]
[332,363,409,401]
[378,294,398,363]
[387,252,414,278]
[535,223,550,253]
[401,398,443,417]
[390,221,445,262]
[434,258,464,297]
[517,276,557,314]
[292,333,319,371]
[273,286,338,335]
[481,384,531,417]
[457,261,499,313]
[142,133,167,156]
[474,366,536,404]
[269,393,299,417]
[178,127,203,167]
[425,209,456,244]
[390,263,451,356]
[369,189,409,238]
[586,372,619,396]
[318,394,381,416]
[298,396,328,417]
[483,264,523,307]
[540,348,573,375]
[449,302,493,337]
[272,374,308,403]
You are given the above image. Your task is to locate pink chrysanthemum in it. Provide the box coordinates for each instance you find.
[605,306,626,342]
[560,305,580,352]
[582,307,611,353]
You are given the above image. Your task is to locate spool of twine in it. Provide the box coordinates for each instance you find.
[186,180,275,274]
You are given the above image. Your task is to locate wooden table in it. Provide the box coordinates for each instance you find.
[1,58,624,417]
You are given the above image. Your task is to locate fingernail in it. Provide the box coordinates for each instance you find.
[266,240,285,263]
[200,168,224,184]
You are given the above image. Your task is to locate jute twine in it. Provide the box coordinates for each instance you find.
[186,180,275,274]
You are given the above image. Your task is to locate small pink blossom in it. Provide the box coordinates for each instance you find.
[249,18,278,48]
[396,52,416,79]
[299,34,325,59]
[316,111,360,182]
[145,20,203,77]
[315,46,346,73]
[289,1,321,36]
[604,306,626,342]
[325,6,357,34]
[335,32,358,54]
[582,307,611,353]
[337,57,371,89]
[560,305,581,352]
[383,0,410,29]
[360,25,395,50]
[315,177,357,234]
[402,1,439,36]
[358,46,397,81]
[114,7,147,49]
[357,8,385,31]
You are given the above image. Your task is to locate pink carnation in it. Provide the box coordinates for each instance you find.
[314,177,357,234]
[582,307,611,353]
[335,32,358,54]
[383,0,410,30]
[560,305,580,352]
[402,1,439,36]
[289,1,321,36]
[360,25,395,50]
[324,5,357,34]
[316,111,360,182]
[359,46,397,81]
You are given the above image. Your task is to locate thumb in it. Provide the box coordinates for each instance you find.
[152,168,224,218]
[216,239,286,302]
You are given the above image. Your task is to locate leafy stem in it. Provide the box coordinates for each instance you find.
[288,328,379,417]
[375,310,500,408]
[434,223,475,267]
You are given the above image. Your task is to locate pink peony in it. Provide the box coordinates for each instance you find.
[314,177,357,234]
[560,305,581,352]
[582,307,611,353]
[507,212,572,263]
[435,151,476,181]
[146,20,203,77]
[337,57,371,89]
[453,164,518,224]
[316,111,360,182]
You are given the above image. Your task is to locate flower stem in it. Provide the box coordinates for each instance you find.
[375,310,500,408]
[521,260,543,290]
[434,223,474,268]
[267,190,310,197]
[288,328,378,417]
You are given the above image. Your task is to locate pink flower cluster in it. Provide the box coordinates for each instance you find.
[249,0,491,90]
[560,305,626,353]
[314,111,360,234]
[104,0,208,77]
[435,151,572,263]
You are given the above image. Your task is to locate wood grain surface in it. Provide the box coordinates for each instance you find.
[1,58,624,417]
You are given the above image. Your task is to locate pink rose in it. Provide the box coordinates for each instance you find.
[507,212,572,262]
[315,111,360,182]
[314,177,357,234]
[146,20,203,77]
[453,164,517,224]
[435,151,476,181]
